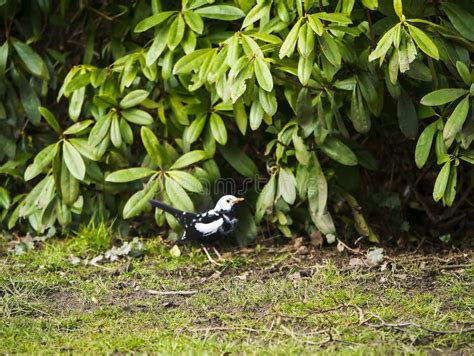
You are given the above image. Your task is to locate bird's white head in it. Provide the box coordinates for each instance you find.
[214,195,245,212]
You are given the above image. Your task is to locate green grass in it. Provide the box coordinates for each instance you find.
[0,233,473,354]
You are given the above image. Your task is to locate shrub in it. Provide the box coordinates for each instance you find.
[0,0,473,244]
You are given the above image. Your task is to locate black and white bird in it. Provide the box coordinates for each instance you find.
[149,195,244,243]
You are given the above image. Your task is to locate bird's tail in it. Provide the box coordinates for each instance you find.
[149,200,183,219]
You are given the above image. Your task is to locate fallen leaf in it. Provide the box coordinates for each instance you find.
[337,240,345,252]
[68,255,81,265]
[170,244,181,257]
[366,248,384,266]
[309,231,323,248]
[349,257,365,267]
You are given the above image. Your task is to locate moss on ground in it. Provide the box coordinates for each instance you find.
[0,234,473,354]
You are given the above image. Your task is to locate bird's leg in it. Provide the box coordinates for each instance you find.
[202,246,222,266]
[212,246,223,261]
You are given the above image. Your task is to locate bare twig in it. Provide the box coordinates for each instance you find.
[363,312,474,335]
[146,289,198,296]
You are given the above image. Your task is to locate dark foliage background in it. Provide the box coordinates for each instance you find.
[0,0,473,245]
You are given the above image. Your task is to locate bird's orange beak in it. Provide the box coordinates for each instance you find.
[233,197,245,204]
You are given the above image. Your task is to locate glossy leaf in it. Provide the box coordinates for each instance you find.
[209,112,228,145]
[443,96,470,148]
[63,140,86,180]
[254,57,273,92]
[106,167,156,183]
[320,137,358,166]
[135,11,175,32]
[120,90,149,109]
[415,121,438,168]
[433,161,450,202]
[165,176,194,211]
[39,106,60,133]
[194,5,245,20]
[122,108,154,125]
[420,88,468,106]
[407,24,439,60]
[25,143,58,181]
[168,170,203,192]
[170,150,207,170]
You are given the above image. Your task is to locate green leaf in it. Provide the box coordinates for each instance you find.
[219,144,258,178]
[194,5,245,20]
[319,31,341,66]
[397,89,418,139]
[173,49,212,74]
[63,120,94,135]
[279,19,302,59]
[308,14,323,36]
[106,167,156,183]
[242,2,268,28]
[141,127,162,166]
[258,89,277,117]
[146,27,168,66]
[167,15,185,50]
[134,11,175,32]
[110,115,122,148]
[443,96,470,148]
[292,133,310,165]
[298,55,313,85]
[368,26,396,62]
[123,179,159,219]
[393,0,403,18]
[11,39,48,79]
[69,138,99,161]
[120,90,149,109]
[0,187,11,209]
[168,170,203,193]
[39,106,61,133]
[170,150,207,170]
[433,161,450,202]
[320,137,358,166]
[165,176,194,211]
[60,158,79,206]
[420,88,468,106]
[350,86,371,134]
[443,165,457,207]
[12,68,41,125]
[68,87,85,121]
[308,155,328,218]
[278,167,296,205]
[63,140,86,180]
[415,121,438,168]
[362,0,378,11]
[442,3,474,41]
[315,12,352,24]
[121,108,154,125]
[407,24,439,60]
[24,143,58,181]
[184,114,207,144]
[233,99,248,135]
[249,100,264,131]
[255,174,276,223]
[65,73,90,94]
[456,61,471,86]
[89,114,111,146]
[209,112,228,145]
[298,23,315,57]
[0,41,8,78]
[254,57,273,92]
[120,118,134,145]
[183,10,204,34]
